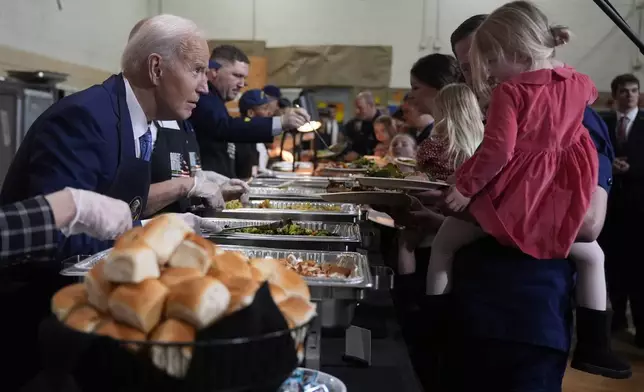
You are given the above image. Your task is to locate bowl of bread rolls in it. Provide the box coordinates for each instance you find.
[46,214,316,392]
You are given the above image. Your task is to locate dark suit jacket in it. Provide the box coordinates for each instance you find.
[189,84,274,174]
[0,74,140,259]
[602,109,644,211]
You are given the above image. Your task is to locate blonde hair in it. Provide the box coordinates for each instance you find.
[374,115,397,140]
[432,83,484,169]
[469,1,570,96]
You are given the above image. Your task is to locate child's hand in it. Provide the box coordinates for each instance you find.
[445,185,471,212]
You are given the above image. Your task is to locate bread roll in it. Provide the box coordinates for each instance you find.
[141,214,193,265]
[224,277,260,314]
[165,277,230,329]
[168,233,215,273]
[268,283,288,305]
[52,283,87,321]
[249,265,264,282]
[150,319,195,378]
[277,296,316,328]
[64,305,104,333]
[95,320,146,351]
[84,260,114,312]
[104,227,160,283]
[210,251,252,282]
[271,267,310,301]
[248,258,283,281]
[159,267,204,288]
[109,279,169,333]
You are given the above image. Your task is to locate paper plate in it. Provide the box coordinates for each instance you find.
[366,209,396,228]
[320,191,411,206]
[357,176,449,191]
[394,157,417,167]
[279,367,347,392]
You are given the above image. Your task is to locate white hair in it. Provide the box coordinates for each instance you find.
[121,14,204,75]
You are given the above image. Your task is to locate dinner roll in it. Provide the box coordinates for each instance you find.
[271,267,310,301]
[209,251,252,282]
[108,279,169,333]
[165,277,231,329]
[141,214,193,265]
[52,283,87,321]
[84,260,114,312]
[248,258,283,281]
[168,233,216,273]
[64,305,104,333]
[277,296,317,328]
[104,227,160,283]
[268,283,288,305]
[159,267,204,288]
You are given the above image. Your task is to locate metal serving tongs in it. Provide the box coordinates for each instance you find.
[219,218,294,234]
[293,104,330,150]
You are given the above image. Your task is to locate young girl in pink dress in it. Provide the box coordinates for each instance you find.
[426,1,630,379]
[398,83,483,274]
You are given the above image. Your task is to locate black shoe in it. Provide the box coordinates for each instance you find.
[571,308,632,379]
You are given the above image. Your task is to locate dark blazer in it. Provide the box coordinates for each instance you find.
[189,84,274,173]
[602,109,644,210]
[0,74,147,260]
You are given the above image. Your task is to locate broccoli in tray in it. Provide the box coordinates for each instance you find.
[236,223,336,236]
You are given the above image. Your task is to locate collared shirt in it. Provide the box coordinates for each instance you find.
[616,107,639,139]
[0,196,57,264]
[123,78,157,158]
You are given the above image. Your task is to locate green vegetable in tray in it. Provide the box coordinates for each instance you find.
[225,200,243,209]
[366,163,405,178]
[235,223,337,236]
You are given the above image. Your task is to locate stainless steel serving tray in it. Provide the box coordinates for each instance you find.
[249,187,323,201]
[215,200,360,223]
[204,218,361,251]
[218,245,372,290]
[248,177,331,188]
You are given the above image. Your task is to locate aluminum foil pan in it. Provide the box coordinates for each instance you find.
[231,200,357,213]
[219,245,370,288]
[203,219,360,243]
[249,187,323,200]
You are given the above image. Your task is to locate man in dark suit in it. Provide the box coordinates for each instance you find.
[342,91,381,160]
[600,74,644,342]
[0,15,224,261]
[189,45,310,177]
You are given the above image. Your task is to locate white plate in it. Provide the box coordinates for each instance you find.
[394,157,417,167]
[320,191,411,206]
[366,209,396,228]
[280,368,347,392]
[357,176,448,191]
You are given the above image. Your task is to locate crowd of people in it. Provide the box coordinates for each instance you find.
[0,1,641,391]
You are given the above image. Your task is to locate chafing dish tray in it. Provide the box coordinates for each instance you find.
[218,245,372,290]
[249,187,322,201]
[248,177,331,188]
[215,200,360,223]
[203,219,361,251]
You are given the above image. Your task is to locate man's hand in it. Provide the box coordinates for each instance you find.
[221,179,250,204]
[53,188,133,240]
[280,108,311,130]
[444,185,471,212]
[613,157,629,174]
[202,170,230,186]
[187,172,225,211]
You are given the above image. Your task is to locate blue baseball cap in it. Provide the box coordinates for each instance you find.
[208,60,222,70]
[239,89,271,116]
[263,85,281,99]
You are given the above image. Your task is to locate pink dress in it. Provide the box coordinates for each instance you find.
[455,66,598,259]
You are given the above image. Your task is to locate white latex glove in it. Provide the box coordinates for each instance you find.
[187,171,225,211]
[221,178,250,204]
[174,213,225,234]
[201,170,230,186]
[280,107,311,130]
[60,188,133,240]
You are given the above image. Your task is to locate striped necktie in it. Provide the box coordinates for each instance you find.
[139,127,152,161]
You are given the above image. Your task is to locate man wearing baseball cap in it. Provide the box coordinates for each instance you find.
[234,89,274,178]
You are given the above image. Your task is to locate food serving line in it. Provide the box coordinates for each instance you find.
[61,168,393,380]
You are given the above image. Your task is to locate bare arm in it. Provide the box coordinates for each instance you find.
[144,178,194,217]
[576,186,608,242]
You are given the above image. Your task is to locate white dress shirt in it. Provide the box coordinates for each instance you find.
[124,78,157,158]
[256,143,269,169]
[617,107,639,140]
